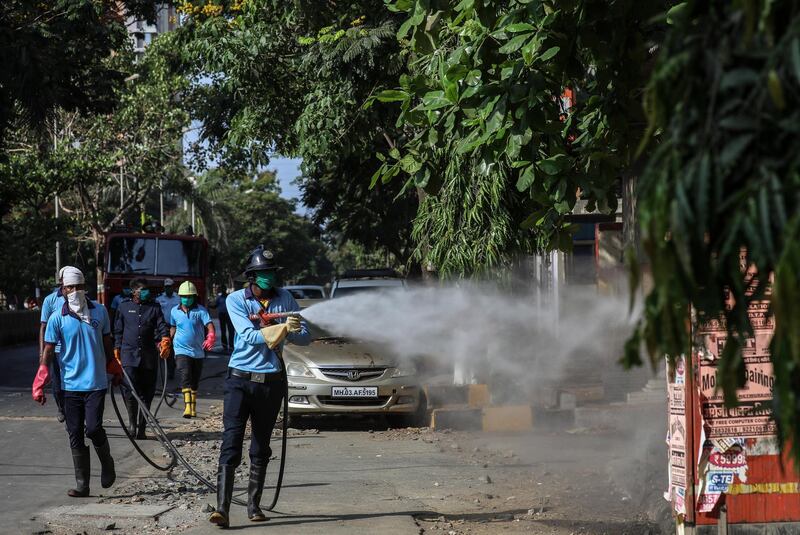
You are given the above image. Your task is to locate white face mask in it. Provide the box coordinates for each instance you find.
[67,290,87,313]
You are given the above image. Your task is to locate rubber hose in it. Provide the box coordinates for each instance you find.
[110,363,294,509]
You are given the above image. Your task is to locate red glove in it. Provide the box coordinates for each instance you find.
[106,357,124,387]
[202,331,216,351]
[32,364,50,405]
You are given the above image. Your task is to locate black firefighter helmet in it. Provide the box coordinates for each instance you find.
[243,245,281,276]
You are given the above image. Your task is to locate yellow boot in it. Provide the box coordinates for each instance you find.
[182,388,192,418]
[191,390,198,417]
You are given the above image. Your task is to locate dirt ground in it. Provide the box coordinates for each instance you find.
[34,404,671,535]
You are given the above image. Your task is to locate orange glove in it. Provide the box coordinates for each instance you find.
[114,348,121,363]
[106,357,124,386]
[159,337,171,359]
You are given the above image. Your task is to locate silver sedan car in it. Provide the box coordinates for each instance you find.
[282,334,424,426]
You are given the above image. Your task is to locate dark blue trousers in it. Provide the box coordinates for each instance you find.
[64,389,107,449]
[50,355,64,412]
[218,372,283,467]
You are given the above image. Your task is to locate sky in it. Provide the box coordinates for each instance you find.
[267,156,307,215]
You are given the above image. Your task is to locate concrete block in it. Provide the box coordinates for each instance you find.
[431,407,482,430]
[467,384,490,408]
[481,405,533,432]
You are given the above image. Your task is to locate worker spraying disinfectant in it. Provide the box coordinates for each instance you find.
[208,245,309,528]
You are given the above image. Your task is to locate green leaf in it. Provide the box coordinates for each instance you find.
[375,89,409,102]
[538,46,560,62]
[506,23,535,33]
[537,154,570,175]
[720,68,760,91]
[516,165,535,191]
[666,2,688,25]
[499,33,533,54]
[718,135,754,167]
[420,90,452,110]
[791,39,800,84]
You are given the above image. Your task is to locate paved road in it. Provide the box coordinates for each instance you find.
[0,340,233,533]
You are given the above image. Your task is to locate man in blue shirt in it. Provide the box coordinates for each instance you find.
[114,278,170,439]
[170,281,215,418]
[213,285,234,351]
[209,247,309,528]
[39,267,66,422]
[110,287,132,326]
[156,278,180,380]
[33,266,123,497]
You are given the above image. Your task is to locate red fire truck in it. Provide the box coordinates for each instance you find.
[99,231,209,308]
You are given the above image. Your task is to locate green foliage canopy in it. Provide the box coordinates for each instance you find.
[371,0,661,274]
[629,1,800,461]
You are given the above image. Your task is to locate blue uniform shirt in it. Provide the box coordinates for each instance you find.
[111,294,124,311]
[215,293,228,314]
[170,304,212,358]
[40,288,64,353]
[44,299,110,391]
[156,293,180,323]
[226,286,310,373]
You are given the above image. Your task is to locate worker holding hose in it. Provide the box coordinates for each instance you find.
[32,266,123,497]
[114,278,171,439]
[169,281,215,418]
[209,246,309,528]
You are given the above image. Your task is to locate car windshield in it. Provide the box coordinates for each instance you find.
[332,285,400,298]
[107,237,203,276]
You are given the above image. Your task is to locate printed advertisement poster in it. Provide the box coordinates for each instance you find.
[666,356,687,515]
[696,302,775,439]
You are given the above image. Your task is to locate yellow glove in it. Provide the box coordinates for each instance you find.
[286,315,302,333]
[260,324,289,349]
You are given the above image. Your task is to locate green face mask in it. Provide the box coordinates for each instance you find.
[254,271,276,291]
[180,296,195,307]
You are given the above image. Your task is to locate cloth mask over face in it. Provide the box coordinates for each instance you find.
[254,271,276,291]
[181,296,195,307]
[67,290,90,323]
[138,288,151,301]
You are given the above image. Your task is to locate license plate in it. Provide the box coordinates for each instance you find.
[331,386,378,398]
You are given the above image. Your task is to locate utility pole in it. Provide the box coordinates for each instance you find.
[159,178,164,227]
[53,117,61,280]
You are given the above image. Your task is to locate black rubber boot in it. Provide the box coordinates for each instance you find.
[94,439,116,488]
[247,464,268,521]
[209,464,235,528]
[68,447,90,497]
[135,411,147,440]
[125,398,138,437]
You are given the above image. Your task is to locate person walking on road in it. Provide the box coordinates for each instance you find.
[208,246,309,528]
[109,286,132,326]
[170,281,215,418]
[113,278,170,439]
[156,279,180,380]
[32,266,123,497]
[214,285,234,351]
[39,267,67,422]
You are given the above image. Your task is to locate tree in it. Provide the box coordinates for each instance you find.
[1,35,192,290]
[181,170,333,287]
[0,1,162,149]
[168,1,418,267]
[370,0,661,274]
[628,1,800,462]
